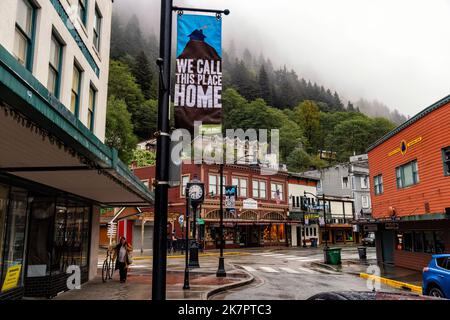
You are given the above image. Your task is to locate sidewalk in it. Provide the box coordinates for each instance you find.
[312,258,423,293]
[54,259,253,300]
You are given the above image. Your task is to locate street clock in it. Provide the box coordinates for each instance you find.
[187,182,205,205]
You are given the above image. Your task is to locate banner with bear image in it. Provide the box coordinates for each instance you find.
[174,14,222,135]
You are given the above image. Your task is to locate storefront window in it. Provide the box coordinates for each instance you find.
[413,232,424,253]
[0,184,9,281]
[423,231,435,254]
[335,231,344,242]
[278,224,285,242]
[26,197,55,277]
[403,232,412,251]
[435,231,445,253]
[1,187,28,289]
[345,231,353,242]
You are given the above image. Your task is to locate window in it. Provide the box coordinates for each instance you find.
[0,184,9,282]
[423,231,435,254]
[442,147,450,176]
[396,160,419,189]
[435,231,445,253]
[270,183,284,201]
[403,232,413,252]
[93,5,102,51]
[208,174,225,196]
[70,64,82,116]
[78,0,88,26]
[436,258,449,270]
[88,85,96,131]
[14,0,35,69]
[374,175,383,195]
[361,195,370,209]
[181,175,189,197]
[361,176,369,189]
[252,180,266,199]
[232,177,247,197]
[342,177,349,189]
[47,34,63,97]
[413,231,424,252]
[1,187,28,289]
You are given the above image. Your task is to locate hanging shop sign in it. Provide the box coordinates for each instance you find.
[385,222,399,230]
[174,14,223,134]
[225,185,237,210]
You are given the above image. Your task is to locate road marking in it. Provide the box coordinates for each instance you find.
[279,267,300,274]
[260,267,279,273]
[298,267,315,274]
[241,266,257,272]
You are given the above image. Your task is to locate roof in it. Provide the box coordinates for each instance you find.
[288,172,320,181]
[367,94,450,152]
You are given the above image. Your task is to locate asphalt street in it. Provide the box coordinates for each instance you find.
[209,247,402,300]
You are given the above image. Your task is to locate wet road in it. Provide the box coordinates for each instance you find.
[210,247,401,300]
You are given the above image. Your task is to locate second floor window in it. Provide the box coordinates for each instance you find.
[374,175,383,195]
[93,6,102,51]
[14,0,35,70]
[271,183,284,201]
[47,34,63,97]
[362,195,370,209]
[208,174,225,197]
[252,180,266,199]
[71,64,82,116]
[88,85,96,131]
[443,147,450,176]
[342,177,350,189]
[232,177,247,198]
[396,160,419,189]
[361,176,369,189]
[78,0,88,26]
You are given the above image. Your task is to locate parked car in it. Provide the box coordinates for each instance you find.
[362,232,375,246]
[422,254,450,298]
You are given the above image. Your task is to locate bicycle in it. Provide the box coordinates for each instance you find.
[102,248,114,282]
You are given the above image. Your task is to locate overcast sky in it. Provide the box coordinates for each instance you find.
[116,0,450,117]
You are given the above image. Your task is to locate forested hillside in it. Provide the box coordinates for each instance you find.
[105,14,399,171]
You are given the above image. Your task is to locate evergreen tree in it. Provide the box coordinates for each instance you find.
[132,51,154,100]
[258,65,273,106]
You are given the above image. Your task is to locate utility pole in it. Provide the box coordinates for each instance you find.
[152,0,173,301]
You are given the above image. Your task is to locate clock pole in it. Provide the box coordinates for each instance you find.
[217,162,226,277]
[183,188,190,290]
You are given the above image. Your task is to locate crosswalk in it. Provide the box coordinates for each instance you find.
[240,265,330,275]
[252,252,321,262]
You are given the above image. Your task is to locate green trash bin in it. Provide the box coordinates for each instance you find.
[325,248,342,265]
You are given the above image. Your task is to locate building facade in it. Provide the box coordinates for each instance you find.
[302,165,360,245]
[0,0,153,299]
[367,95,450,271]
[132,163,291,249]
[287,173,320,247]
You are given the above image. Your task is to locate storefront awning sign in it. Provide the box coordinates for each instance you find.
[243,198,258,210]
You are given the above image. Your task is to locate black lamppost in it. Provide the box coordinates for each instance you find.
[216,163,227,277]
[183,191,190,290]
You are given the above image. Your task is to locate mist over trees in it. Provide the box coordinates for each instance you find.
[105,12,398,170]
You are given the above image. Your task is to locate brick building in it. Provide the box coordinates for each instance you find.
[133,163,292,249]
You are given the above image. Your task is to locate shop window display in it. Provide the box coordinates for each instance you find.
[1,187,28,289]
[0,184,9,281]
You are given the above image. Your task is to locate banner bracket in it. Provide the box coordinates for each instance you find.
[171,6,230,16]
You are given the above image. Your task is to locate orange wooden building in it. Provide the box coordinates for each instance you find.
[367,95,450,271]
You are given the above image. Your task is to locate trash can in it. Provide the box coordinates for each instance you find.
[310,238,318,248]
[324,248,342,265]
[358,247,367,260]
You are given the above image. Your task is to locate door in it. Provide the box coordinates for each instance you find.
[381,230,395,264]
[133,223,154,250]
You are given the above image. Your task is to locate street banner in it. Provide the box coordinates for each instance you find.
[175,14,222,134]
[225,185,237,210]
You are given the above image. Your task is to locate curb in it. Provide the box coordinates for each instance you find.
[311,261,340,272]
[359,273,422,294]
[204,268,255,300]
[133,251,251,261]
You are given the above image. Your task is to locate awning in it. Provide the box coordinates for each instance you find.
[0,45,153,206]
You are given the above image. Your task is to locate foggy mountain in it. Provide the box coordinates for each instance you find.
[112,0,410,124]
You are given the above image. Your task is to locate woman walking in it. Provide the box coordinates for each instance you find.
[113,236,133,283]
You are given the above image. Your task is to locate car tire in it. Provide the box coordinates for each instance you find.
[428,286,445,298]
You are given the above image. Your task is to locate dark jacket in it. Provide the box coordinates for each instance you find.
[113,242,133,269]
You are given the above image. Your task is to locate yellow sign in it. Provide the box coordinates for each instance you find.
[388,137,422,157]
[1,265,22,292]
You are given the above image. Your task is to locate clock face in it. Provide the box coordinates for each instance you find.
[189,185,203,201]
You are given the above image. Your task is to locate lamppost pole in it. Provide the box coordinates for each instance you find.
[217,162,226,277]
[152,0,173,301]
[183,191,190,290]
